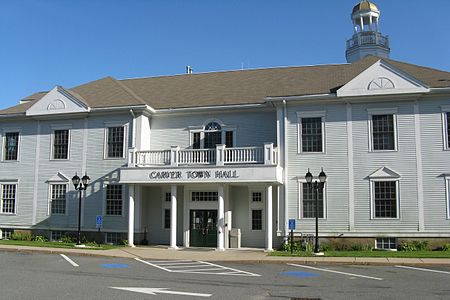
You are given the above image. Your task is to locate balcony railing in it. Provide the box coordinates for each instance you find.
[346,31,389,49]
[128,143,278,167]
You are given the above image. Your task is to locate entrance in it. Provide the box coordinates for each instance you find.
[189,210,218,247]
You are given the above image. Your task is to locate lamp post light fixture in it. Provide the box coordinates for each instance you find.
[72,172,90,245]
[305,168,327,255]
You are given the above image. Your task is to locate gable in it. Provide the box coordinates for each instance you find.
[46,172,71,183]
[368,166,401,179]
[337,59,430,98]
[26,86,90,116]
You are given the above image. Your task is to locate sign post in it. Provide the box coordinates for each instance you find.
[288,219,296,254]
[96,215,103,232]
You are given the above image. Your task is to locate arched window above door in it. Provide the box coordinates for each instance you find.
[190,119,236,149]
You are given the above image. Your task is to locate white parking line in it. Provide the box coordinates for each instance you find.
[288,264,383,281]
[396,265,450,275]
[60,254,79,267]
[135,258,261,277]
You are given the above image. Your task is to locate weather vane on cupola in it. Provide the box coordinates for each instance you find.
[345,0,390,63]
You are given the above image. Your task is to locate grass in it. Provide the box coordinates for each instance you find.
[270,250,450,258]
[0,239,119,250]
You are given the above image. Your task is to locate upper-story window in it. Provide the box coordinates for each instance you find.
[106,126,125,158]
[368,109,398,152]
[443,109,450,150]
[190,120,235,149]
[297,111,325,154]
[53,130,69,160]
[3,132,19,161]
[447,112,450,149]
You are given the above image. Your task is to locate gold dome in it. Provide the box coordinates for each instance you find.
[352,1,379,15]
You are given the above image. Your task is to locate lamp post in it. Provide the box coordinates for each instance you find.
[72,172,90,245]
[305,168,327,254]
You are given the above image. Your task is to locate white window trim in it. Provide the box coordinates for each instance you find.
[248,188,265,231]
[370,178,400,220]
[367,108,398,152]
[103,183,124,217]
[296,111,326,154]
[48,183,69,216]
[188,119,237,149]
[446,175,450,220]
[297,178,327,220]
[161,189,171,230]
[103,122,128,160]
[0,181,18,215]
[441,106,450,151]
[50,127,72,161]
[1,128,21,162]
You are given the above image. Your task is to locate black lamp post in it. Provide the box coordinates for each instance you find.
[72,172,90,245]
[305,168,327,254]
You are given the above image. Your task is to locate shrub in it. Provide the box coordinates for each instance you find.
[441,243,450,251]
[61,235,74,243]
[280,240,312,252]
[11,232,32,241]
[122,239,128,246]
[398,240,429,251]
[32,235,48,242]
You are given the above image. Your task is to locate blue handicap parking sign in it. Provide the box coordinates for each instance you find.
[288,219,296,230]
[96,215,103,228]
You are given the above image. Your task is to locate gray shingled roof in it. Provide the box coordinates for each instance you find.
[1,56,449,115]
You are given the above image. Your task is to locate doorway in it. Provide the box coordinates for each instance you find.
[189,210,217,247]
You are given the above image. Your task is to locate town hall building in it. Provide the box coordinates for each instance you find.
[1,1,450,251]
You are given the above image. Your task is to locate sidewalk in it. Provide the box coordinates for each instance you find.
[1,244,450,266]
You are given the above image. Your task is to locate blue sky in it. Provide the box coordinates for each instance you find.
[0,0,449,110]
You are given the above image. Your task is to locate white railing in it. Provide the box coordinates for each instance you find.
[178,149,215,165]
[224,147,264,164]
[131,143,278,167]
[136,150,170,166]
[346,32,389,49]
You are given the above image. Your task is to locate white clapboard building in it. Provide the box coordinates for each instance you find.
[0,1,449,250]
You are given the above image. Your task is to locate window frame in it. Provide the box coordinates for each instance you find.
[0,182,18,215]
[49,183,68,215]
[296,111,326,154]
[370,179,400,219]
[248,188,265,231]
[442,106,450,151]
[446,176,450,220]
[104,184,124,216]
[188,119,236,149]
[1,129,21,162]
[367,108,398,152]
[161,189,171,230]
[50,126,71,161]
[103,123,128,160]
[297,178,327,220]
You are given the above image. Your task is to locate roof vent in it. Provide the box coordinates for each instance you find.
[186,66,193,74]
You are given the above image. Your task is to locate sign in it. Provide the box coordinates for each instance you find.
[96,215,103,229]
[148,170,239,180]
[288,219,296,230]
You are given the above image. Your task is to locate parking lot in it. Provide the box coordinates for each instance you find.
[1,251,450,299]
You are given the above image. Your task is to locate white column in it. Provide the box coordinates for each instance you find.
[369,15,373,31]
[170,185,178,249]
[265,185,273,252]
[217,185,225,251]
[128,185,135,247]
[360,16,364,31]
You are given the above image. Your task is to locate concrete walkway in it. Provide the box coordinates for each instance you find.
[1,244,450,266]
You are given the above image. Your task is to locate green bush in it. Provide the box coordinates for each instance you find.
[441,243,450,251]
[32,235,48,242]
[318,242,373,252]
[11,232,32,241]
[280,240,314,252]
[398,240,429,252]
[61,236,74,243]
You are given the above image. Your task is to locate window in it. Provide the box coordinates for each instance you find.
[297,111,325,154]
[106,127,125,158]
[164,209,171,229]
[3,132,19,161]
[192,191,218,201]
[447,113,450,148]
[190,120,235,149]
[53,130,69,159]
[301,183,324,218]
[1,184,16,214]
[0,228,13,240]
[51,231,64,241]
[251,210,262,230]
[371,114,395,151]
[373,181,398,218]
[50,184,67,214]
[249,189,264,230]
[106,184,123,216]
[445,112,450,150]
[446,177,450,219]
[105,232,126,244]
[376,237,397,250]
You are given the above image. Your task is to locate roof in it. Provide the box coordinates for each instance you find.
[352,1,379,15]
[1,56,450,115]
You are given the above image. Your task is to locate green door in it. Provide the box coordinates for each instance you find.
[189,210,217,247]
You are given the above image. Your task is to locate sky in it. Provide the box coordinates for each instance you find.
[0,0,449,110]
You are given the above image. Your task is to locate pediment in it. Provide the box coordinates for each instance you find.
[46,172,71,183]
[368,166,401,179]
[337,60,429,97]
[26,86,90,116]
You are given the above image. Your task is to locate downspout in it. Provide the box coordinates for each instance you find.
[129,109,136,149]
[283,100,289,242]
